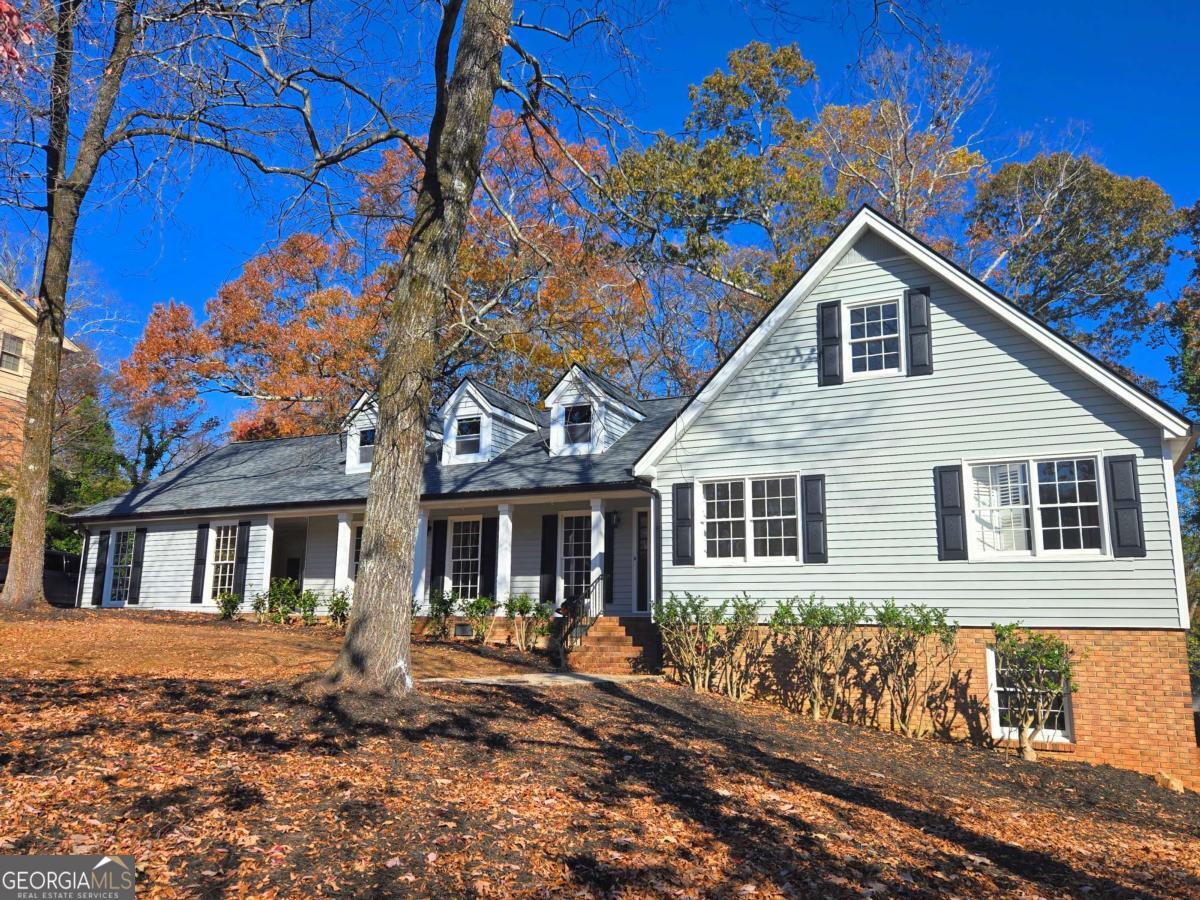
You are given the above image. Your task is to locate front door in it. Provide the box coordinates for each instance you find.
[634,509,650,613]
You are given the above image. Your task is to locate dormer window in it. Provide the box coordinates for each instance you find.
[358,428,376,465]
[456,416,482,456]
[564,405,592,445]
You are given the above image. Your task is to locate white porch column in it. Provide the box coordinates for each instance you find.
[261,515,275,593]
[496,504,513,604]
[334,512,353,593]
[411,508,429,609]
[590,498,604,600]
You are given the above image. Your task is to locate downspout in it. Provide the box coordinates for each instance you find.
[632,478,662,618]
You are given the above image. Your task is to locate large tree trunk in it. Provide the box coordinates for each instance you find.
[323,0,512,695]
[0,204,77,609]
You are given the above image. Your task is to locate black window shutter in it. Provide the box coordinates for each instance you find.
[672,483,694,566]
[801,475,828,563]
[429,519,448,596]
[231,520,252,599]
[933,466,969,561]
[603,512,616,606]
[1105,455,1147,558]
[905,287,933,376]
[817,300,843,386]
[91,529,110,606]
[479,516,499,599]
[127,527,148,604]
[539,514,558,603]
[190,523,209,604]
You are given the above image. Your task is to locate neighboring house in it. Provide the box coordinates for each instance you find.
[73,207,1199,785]
[0,277,81,471]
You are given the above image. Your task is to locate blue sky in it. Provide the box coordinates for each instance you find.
[15,0,1200,418]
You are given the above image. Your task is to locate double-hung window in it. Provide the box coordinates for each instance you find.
[449,519,482,598]
[0,333,22,373]
[968,455,1104,557]
[846,300,901,375]
[701,475,801,562]
[455,417,482,456]
[987,647,1072,743]
[109,531,136,603]
[358,428,376,465]
[210,524,238,599]
[564,404,592,445]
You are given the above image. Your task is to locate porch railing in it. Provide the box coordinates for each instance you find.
[565,574,605,649]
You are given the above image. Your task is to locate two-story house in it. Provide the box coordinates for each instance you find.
[72,208,1199,785]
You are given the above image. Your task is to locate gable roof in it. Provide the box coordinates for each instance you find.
[0,277,82,353]
[545,363,646,418]
[468,380,546,427]
[634,206,1192,476]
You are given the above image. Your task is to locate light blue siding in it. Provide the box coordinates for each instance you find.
[654,235,1183,629]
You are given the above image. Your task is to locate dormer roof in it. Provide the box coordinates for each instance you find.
[440,378,544,427]
[544,364,645,420]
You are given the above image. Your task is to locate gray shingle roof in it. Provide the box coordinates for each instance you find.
[75,397,687,521]
[468,381,548,426]
[575,364,645,415]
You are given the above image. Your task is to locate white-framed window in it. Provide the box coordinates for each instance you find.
[358,428,376,465]
[967,454,1107,558]
[0,332,22,373]
[108,530,136,603]
[455,417,482,456]
[845,299,902,376]
[560,513,592,600]
[352,524,364,578]
[703,480,746,559]
[751,477,799,558]
[209,523,239,599]
[699,475,802,563]
[564,404,592,445]
[449,518,482,598]
[986,647,1073,743]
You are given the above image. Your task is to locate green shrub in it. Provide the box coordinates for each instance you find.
[654,593,727,691]
[504,593,537,651]
[216,592,243,621]
[992,623,1079,761]
[251,591,269,623]
[711,594,771,701]
[296,590,320,626]
[873,599,958,738]
[327,589,351,629]
[460,595,498,643]
[426,589,456,640]
[256,577,299,624]
[769,595,867,719]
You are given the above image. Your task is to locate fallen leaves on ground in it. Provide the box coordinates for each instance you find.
[2,610,1199,897]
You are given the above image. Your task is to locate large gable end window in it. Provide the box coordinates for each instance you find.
[455,416,482,456]
[564,404,592,445]
[847,300,901,375]
[0,333,22,373]
[751,477,798,558]
[968,455,1106,557]
[703,480,745,559]
[699,475,805,562]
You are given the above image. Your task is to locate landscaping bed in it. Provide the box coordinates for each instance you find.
[1,611,1199,896]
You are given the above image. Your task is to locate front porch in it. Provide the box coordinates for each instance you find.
[416,490,656,617]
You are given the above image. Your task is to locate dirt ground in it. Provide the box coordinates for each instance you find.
[0,608,549,680]
[2,610,1200,897]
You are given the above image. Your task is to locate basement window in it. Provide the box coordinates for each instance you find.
[986,647,1072,744]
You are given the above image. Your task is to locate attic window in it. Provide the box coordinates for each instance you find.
[456,417,481,456]
[564,404,592,445]
[358,428,376,465]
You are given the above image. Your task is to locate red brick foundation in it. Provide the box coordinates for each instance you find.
[951,627,1200,787]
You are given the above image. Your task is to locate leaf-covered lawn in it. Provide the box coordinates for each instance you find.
[2,612,1199,897]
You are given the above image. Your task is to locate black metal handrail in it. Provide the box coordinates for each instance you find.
[565,574,605,649]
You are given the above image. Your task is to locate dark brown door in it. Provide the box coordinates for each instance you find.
[635,510,650,612]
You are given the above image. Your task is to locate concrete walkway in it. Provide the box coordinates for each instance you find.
[420,672,661,687]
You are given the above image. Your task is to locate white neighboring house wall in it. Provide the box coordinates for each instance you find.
[344,402,378,475]
[647,228,1189,630]
[545,367,643,457]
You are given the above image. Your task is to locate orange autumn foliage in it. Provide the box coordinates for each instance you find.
[123,115,647,437]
